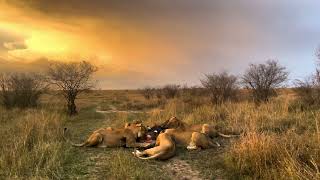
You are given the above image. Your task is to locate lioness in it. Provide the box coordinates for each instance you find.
[133,132,176,160]
[187,132,220,150]
[165,124,220,150]
[64,122,150,148]
[161,117,239,138]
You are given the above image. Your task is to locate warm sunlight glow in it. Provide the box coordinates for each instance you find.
[26,32,69,54]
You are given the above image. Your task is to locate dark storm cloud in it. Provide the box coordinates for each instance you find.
[3,0,320,87]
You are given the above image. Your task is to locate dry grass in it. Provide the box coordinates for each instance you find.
[223,99,320,179]
[0,108,67,179]
[1,89,320,179]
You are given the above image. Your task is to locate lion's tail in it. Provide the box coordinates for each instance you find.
[135,150,165,160]
[218,132,240,138]
[63,128,87,147]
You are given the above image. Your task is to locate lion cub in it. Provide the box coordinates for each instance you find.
[133,132,176,160]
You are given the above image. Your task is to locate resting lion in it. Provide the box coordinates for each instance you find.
[187,132,220,150]
[133,132,176,160]
[165,124,220,150]
[64,122,150,148]
[161,117,239,138]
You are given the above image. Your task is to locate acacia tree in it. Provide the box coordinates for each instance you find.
[242,60,288,103]
[201,72,238,104]
[47,61,97,115]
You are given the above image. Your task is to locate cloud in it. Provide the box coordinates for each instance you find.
[1,0,320,88]
[3,41,27,50]
[0,28,27,58]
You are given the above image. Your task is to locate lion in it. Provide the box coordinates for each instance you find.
[160,116,188,130]
[133,132,176,160]
[187,132,220,150]
[164,124,220,150]
[161,117,239,138]
[64,122,150,148]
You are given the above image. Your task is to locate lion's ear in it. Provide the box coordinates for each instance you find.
[125,123,131,128]
[170,116,177,120]
[133,120,142,124]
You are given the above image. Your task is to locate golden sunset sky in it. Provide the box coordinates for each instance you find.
[0,0,319,89]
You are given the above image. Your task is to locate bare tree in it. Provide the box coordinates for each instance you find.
[242,60,288,103]
[201,72,238,104]
[0,73,46,109]
[47,61,97,115]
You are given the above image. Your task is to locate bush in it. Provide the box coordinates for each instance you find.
[162,84,180,99]
[242,60,288,103]
[201,72,238,104]
[141,86,154,99]
[155,88,163,99]
[293,76,320,108]
[0,73,46,109]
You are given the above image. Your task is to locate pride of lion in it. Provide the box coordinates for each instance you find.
[64,116,239,160]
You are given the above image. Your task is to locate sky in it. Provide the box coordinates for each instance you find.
[0,0,319,89]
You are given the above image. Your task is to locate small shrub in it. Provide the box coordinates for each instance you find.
[162,84,180,99]
[0,73,46,109]
[293,77,320,109]
[155,88,163,99]
[201,72,238,104]
[141,86,154,100]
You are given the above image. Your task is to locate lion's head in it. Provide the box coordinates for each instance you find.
[125,121,148,138]
[161,116,187,130]
[201,124,211,135]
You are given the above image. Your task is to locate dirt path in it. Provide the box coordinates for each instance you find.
[164,159,203,180]
[95,104,163,114]
[82,151,109,179]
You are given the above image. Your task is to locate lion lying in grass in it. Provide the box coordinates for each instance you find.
[165,124,221,150]
[161,116,240,138]
[64,122,151,148]
[133,132,176,160]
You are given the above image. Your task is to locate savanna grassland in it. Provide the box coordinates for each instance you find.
[1,89,320,179]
